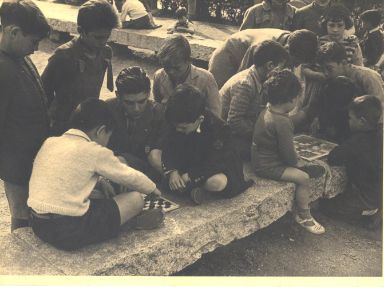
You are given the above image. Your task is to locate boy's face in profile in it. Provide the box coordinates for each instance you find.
[323,61,344,79]
[348,110,364,132]
[174,117,202,135]
[9,27,41,56]
[81,28,111,50]
[118,91,149,119]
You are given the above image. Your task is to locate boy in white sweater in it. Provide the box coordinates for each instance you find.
[28,99,163,250]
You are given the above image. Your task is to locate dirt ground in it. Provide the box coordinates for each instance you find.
[0,37,382,277]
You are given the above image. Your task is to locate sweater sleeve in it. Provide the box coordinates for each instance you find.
[204,71,222,117]
[275,117,298,166]
[94,145,156,194]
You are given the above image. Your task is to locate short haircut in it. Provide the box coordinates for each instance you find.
[70,98,115,132]
[323,76,356,108]
[157,34,191,63]
[320,4,353,35]
[318,41,347,64]
[263,69,301,105]
[77,0,119,33]
[165,83,205,124]
[360,9,382,28]
[252,40,290,67]
[0,0,50,38]
[348,95,382,128]
[115,66,151,95]
[175,7,187,19]
[287,29,318,63]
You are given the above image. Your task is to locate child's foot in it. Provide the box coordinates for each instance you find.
[132,209,165,230]
[295,214,325,234]
[190,187,207,205]
[151,24,162,29]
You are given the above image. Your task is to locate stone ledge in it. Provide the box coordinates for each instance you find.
[34,1,237,61]
[8,162,346,276]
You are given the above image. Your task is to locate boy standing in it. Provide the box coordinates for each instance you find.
[42,0,119,135]
[322,95,383,229]
[153,34,221,117]
[0,0,51,231]
[162,84,251,205]
[28,99,163,251]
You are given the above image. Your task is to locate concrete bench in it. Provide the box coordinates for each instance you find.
[3,162,346,275]
[34,1,237,62]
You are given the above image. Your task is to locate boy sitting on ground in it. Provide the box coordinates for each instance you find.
[28,99,164,251]
[120,0,161,29]
[42,0,119,136]
[167,7,194,35]
[251,69,325,234]
[321,95,383,230]
[162,84,251,205]
[153,34,221,117]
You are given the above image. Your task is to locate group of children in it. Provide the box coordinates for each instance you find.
[0,0,382,251]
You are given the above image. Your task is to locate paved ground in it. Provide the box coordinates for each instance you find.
[0,38,382,277]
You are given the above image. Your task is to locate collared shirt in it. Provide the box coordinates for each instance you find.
[224,66,265,139]
[152,64,221,117]
[0,51,50,184]
[240,0,296,31]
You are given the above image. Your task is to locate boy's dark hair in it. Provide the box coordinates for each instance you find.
[263,69,301,105]
[165,83,205,124]
[175,7,188,19]
[323,76,356,108]
[70,98,115,132]
[360,9,382,28]
[0,0,50,38]
[253,40,290,67]
[320,4,353,35]
[287,29,318,63]
[318,41,347,64]
[77,0,119,33]
[157,34,191,63]
[348,95,382,128]
[115,66,151,95]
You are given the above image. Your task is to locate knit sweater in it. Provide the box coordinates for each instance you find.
[28,129,156,216]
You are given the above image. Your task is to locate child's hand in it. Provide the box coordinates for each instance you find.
[169,170,186,192]
[181,173,191,184]
[151,188,162,197]
[99,178,116,198]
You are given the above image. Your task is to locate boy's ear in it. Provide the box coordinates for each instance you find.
[265,61,276,71]
[96,125,107,136]
[8,25,22,38]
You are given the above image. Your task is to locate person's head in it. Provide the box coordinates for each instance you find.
[360,9,382,31]
[348,95,382,131]
[77,0,119,50]
[69,98,115,146]
[157,34,191,83]
[0,0,50,56]
[175,6,188,24]
[263,69,301,112]
[318,41,348,78]
[115,66,151,119]
[252,40,290,81]
[320,4,353,41]
[287,29,318,65]
[266,0,289,9]
[165,83,206,135]
[314,0,331,8]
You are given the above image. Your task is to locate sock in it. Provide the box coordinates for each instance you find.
[297,207,312,220]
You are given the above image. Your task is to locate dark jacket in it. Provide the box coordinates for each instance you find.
[327,127,383,208]
[162,110,249,197]
[0,51,50,184]
[106,98,165,159]
[42,37,113,135]
[361,28,384,67]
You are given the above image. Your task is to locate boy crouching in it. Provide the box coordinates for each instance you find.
[28,99,164,251]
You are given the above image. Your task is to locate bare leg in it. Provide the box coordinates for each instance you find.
[113,192,144,225]
[203,173,228,193]
[280,167,310,210]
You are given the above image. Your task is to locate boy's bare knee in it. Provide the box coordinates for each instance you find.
[204,173,228,192]
[129,191,145,209]
[297,172,310,185]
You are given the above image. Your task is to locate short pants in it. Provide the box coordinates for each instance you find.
[30,199,121,251]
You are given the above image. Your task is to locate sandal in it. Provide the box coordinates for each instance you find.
[295,214,325,234]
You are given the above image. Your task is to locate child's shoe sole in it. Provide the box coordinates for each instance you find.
[134,209,165,230]
[295,214,325,234]
[190,187,206,205]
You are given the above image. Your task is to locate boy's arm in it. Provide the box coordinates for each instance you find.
[276,118,298,167]
[353,43,364,66]
[361,70,384,104]
[204,72,222,117]
[95,146,156,194]
[239,7,255,31]
[152,71,163,104]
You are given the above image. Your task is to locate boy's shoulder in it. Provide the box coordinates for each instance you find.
[53,38,112,61]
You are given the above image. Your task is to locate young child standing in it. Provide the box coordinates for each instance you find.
[120,0,161,29]
[42,0,119,135]
[322,95,383,230]
[251,69,325,234]
[28,99,164,251]
[0,0,51,231]
[167,7,195,35]
[162,84,251,204]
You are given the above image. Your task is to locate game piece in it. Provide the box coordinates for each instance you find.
[293,134,338,161]
[141,194,180,213]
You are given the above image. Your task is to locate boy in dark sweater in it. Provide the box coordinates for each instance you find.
[42,0,119,135]
[322,95,383,229]
[162,84,251,204]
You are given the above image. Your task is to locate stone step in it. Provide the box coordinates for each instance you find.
[8,162,346,275]
[34,0,238,61]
